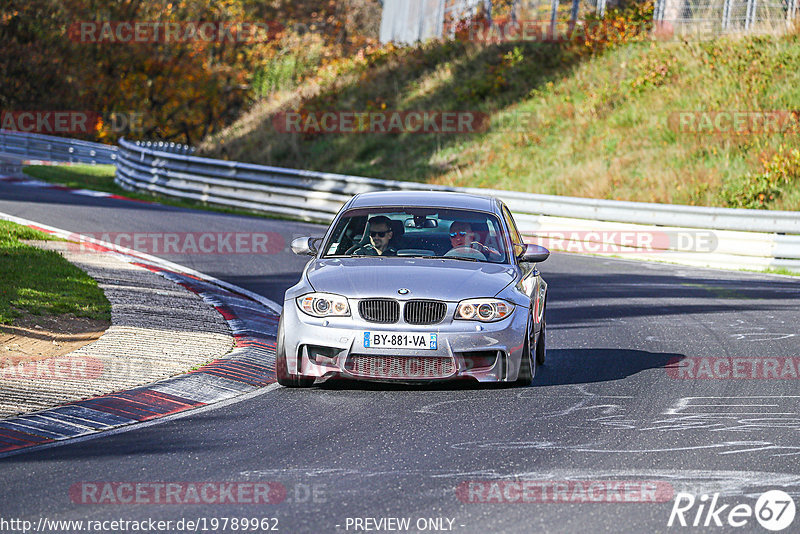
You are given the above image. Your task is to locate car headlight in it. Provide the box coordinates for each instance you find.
[455,298,514,322]
[297,293,351,317]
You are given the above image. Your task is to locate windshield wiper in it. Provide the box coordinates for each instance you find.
[399,255,481,261]
[442,256,480,262]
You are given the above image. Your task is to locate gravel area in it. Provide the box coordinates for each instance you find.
[0,241,234,417]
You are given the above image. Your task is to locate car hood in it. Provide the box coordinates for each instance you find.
[305,257,517,301]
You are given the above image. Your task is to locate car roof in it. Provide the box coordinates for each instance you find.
[348,190,499,213]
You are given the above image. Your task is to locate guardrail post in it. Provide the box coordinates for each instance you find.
[598,0,608,17]
[745,0,756,30]
[722,0,732,30]
[653,0,664,21]
[549,0,559,37]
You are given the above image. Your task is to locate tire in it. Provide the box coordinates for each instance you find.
[535,313,546,367]
[275,314,314,388]
[515,319,536,386]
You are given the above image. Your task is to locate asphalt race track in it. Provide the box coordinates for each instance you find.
[1,179,800,533]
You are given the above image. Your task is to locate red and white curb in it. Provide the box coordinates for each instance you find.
[0,212,283,457]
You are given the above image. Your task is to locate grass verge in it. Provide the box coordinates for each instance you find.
[0,220,111,324]
[201,18,800,210]
[757,267,800,277]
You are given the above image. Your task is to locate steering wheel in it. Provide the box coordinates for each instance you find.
[345,242,366,255]
[469,241,502,259]
[444,245,486,260]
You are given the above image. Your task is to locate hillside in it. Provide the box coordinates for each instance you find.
[199,25,800,210]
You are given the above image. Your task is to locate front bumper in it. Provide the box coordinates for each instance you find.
[282,301,529,383]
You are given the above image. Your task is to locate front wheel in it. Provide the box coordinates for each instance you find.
[536,313,546,366]
[275,314,314,388]
[515,320,536,386]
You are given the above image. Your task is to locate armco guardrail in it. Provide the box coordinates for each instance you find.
[125,140,195,156]
[115,137,445,221]
[0,129,118,165]
[2,131,798,273]
[114,137,800,273]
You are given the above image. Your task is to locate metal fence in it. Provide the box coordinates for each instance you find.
[387,0,611,43]
[655,0,798,35]
[0,130,118,165]
[114,136,800,273]
[381,0,798,43]
[380,0,448,44]
[1,129,798,272]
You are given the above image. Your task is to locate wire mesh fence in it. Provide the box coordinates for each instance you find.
[655,0,798,37]
[381,0,798,43]
[380,0,446,43]
[442,0,612,35]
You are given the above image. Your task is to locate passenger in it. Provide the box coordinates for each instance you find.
[351,216,397,256]
[447,221,501,260]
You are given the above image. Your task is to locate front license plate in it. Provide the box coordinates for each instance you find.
[363,332,438,350]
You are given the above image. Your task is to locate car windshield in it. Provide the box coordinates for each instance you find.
[322,207,509,263]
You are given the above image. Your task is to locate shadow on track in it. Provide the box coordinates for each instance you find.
[311,348,683,391]
[542,270,799,325]
[533,348,683,386]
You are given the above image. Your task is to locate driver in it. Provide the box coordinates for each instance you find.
[351,216,397,256]
[448,221,501,259]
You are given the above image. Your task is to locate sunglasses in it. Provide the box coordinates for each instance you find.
[450,231,470,237]
[370,230,390,238]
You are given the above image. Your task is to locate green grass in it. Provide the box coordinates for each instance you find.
[757,267,800,277]
[21,165,307,222]
[200,30,800,211]
[23,164,121,192]
[0,221,111,324]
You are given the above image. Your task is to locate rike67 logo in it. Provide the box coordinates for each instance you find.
[668,490,796,531]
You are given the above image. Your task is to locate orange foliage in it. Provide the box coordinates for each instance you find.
[0,0,381,144]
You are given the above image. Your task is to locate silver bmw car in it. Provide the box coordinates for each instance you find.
[276,190,549,387]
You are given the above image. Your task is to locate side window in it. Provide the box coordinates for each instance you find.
[502,205,524,258]
[327,216,366,255]
[502,206,522,244]
[485,218,500,250]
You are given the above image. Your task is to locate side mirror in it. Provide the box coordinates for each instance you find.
[291,237,321,256]
[517,244,549,263]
